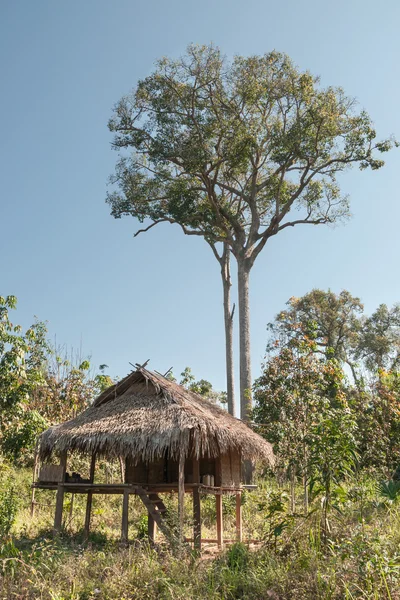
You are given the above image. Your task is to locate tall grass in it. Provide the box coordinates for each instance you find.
[1,467,400,599]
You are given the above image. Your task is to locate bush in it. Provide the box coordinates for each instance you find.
[0,483,18,540]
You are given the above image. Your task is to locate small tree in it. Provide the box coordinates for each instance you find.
[253,344,326,512]
[0,296,49,460]
[254,310,358,520]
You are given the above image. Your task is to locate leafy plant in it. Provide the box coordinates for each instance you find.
[377,480,400,503]
[0,483,18,540]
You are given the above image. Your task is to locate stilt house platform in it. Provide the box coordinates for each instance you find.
[34,366,274,549]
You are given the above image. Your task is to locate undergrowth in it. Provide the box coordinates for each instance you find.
[1,467,400,599]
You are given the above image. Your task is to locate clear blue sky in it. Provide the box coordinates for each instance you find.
[1,0,399,399]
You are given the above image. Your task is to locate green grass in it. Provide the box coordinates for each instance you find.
[1,466,400,599]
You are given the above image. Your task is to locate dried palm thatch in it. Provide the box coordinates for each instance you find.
[39,367,274,465]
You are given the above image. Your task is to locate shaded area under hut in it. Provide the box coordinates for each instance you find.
[33,366,274,549]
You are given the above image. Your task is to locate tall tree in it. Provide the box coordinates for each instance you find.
[107,44,395,420]
[209,242,235,415]
[356,304,400,373]
[268,290,364,383]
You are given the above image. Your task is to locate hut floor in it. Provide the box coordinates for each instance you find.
[32,482,249,495]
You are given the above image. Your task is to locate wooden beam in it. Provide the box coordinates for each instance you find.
[53,451,67,535]
[121,488,129,543]
[235,493,242,542]
[216,493,223,549]
[178,453,185,544]
[84,453,96,539]
[185,538,263,544]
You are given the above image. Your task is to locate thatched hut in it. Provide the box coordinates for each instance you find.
[34,366,274,549]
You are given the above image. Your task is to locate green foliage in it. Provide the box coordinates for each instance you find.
[377,480,400,503]
[356,304,400,372]
[108,45,395,272]
[3,467,400,598]
[136,514,149,539]
[2,410,48,462]
[0,482,18,540]
[267,289,363,363]
[261,289,400,477]
[0,296,48,459]
[225,542,249,572]
[0,295,114,465]
[169,366,226,404]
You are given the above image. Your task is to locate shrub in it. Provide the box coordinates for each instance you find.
[0,483,18,540]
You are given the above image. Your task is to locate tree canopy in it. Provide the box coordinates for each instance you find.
[107,44,396,420]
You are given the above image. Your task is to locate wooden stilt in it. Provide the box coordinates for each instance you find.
[216,493,223,549]
[84,453,96,539]
[235,492,242,542]
[192,457,201,550]
[121,489,129,543]
[178,453,185,544]
[53,451,67,535]
[148,493,158,543]
[193,487,201,550]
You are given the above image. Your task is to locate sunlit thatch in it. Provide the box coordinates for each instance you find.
[39,367,274,465]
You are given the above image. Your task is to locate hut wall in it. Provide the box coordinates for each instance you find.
[125,458,148,484]
[125,453,241,486]
[125,457,193,484]
[148,458,165,484]
[220,451,241,487]
[166,458,193,483]
[38,464,65,483]
[200,457,216,479]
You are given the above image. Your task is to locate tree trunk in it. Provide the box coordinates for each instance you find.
[221,244,236,416]
[303,473,309,514]
[290,465,296,514]
[237,257,252,421]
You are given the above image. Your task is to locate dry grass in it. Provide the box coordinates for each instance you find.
[3,467,400,599]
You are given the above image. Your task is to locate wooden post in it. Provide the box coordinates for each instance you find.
[148,494,158,543]
[119,456,125,482]
[235,492,242,542]
[84,453,96,538]
[121,488,129,543]
[53,450,67,535]
[216,493,223,549]
[192,457,201,550]
[178,453,185,544]
[215,456,222,487]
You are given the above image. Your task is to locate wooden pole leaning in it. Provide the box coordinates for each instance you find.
[84,452,96,539]
[53,450,67,535]
[192,457,201,550]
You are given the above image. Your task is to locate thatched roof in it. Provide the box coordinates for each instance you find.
[39,367,274,465]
